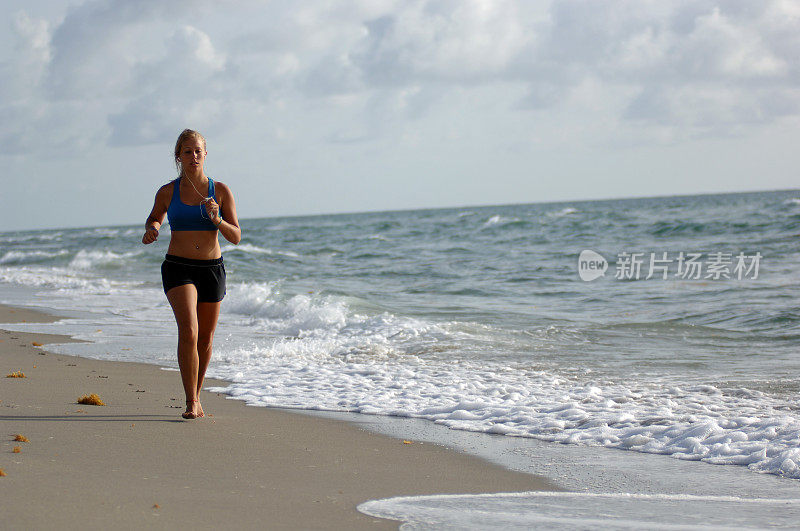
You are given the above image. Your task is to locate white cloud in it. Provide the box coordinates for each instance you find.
[44,1,176,99]
[107,25,231,145]
[352,0,531,84]
[0,12,50,103]
[14,11,51,63]
[0,0,798,156]
[516,1,800,132]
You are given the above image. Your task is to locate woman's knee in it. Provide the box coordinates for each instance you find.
[197,330,215,347]
[177,323,199,345]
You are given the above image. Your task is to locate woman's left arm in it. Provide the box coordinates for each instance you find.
[214,182,241,245]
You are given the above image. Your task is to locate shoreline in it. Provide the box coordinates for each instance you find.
[0,303,556,529]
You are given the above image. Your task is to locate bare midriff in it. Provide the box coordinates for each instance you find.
[167,230,221,260]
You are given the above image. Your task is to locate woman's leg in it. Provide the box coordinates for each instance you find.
[166,284,201,418]
[196,301,221,402]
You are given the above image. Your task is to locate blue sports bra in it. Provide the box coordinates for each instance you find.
[167,177,219,231]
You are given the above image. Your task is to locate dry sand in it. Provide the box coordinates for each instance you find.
[0,303,555,529]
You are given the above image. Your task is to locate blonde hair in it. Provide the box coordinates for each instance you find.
[174,129,207,175]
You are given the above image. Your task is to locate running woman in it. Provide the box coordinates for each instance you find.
[142,129,241,419]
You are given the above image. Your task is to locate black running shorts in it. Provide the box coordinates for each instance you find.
[161,254,226,303]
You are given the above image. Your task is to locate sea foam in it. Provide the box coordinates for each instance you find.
[358,492,800,529]
[204,291,800,479]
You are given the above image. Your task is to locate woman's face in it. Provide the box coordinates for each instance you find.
[178,137,206,172]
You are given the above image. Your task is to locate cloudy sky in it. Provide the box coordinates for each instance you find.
[1,0,798,231]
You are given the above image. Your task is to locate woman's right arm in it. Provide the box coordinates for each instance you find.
[142,185,170,245]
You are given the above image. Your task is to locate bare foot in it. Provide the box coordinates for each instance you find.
[197,401,205,418]
[182,399,200,419]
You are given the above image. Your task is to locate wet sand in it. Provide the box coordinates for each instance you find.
[0,303,554,529]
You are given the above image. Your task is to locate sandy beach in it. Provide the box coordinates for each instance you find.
[0,303,554,529]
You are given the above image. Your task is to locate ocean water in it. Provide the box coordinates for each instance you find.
[3,190,800,524]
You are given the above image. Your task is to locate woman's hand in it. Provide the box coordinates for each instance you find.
[203,198,221,224]
[142,226,159,244]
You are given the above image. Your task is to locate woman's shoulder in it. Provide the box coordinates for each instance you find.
[156,179,177,200]
[158,178,178,191]
[212,179,234,196]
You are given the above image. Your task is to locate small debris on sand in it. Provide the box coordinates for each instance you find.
[77,393,106,406]
[6,371,25,378]
[31,341,42,346]
[12,447,21,453]
[13,434,29,443]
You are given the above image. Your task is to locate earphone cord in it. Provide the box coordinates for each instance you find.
[182,173,210,202]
